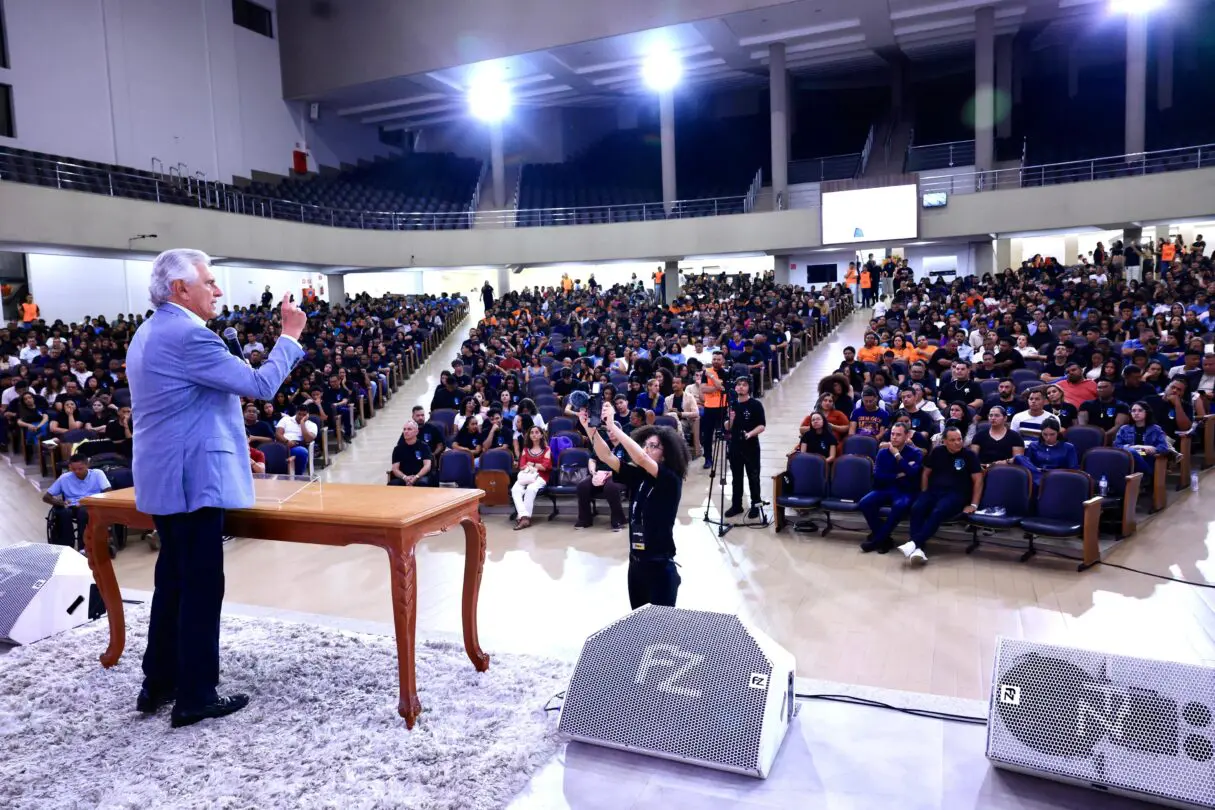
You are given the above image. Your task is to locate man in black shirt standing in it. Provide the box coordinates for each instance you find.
[898,426,982,564]
[724,376,766,520]
[389,421,434,486]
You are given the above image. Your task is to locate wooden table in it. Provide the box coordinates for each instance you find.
[83,479,488,728]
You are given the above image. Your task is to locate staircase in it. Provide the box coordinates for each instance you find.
[863,117,913,177]
[472,164,520,228]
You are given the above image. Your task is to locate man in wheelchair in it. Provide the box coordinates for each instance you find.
[43,453,112,550]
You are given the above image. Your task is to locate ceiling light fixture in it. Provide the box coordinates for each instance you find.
[468,75,511,123]
[641,51,682,92]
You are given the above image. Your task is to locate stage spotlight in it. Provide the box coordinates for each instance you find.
[1110,0,1164,13]
[468,77,511,123]
[641,51,682,93]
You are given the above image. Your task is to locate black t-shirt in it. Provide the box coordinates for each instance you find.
[982,395,1025,419]
[104,418,133,455]
[245,419,275,441]
[729,398,766,444]
[430,386,462,411]
[799,429,835,458]
[941,379,983,406]
[1041,361,1068,379]
[417,422,447,453]
[994,349,1025,371]
[897,408,936,436]
[971,428,1025,465]
[480,422,515,451]
[925,446,981,497]
[618,463,681,560]
[391,440,433,476]
[1049,402,1078,430]
[1154,397,1193,437]
[452,427,482,452]
[1080,398,1129,431]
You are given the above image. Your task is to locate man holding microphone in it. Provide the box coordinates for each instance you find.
[127,249,306,728]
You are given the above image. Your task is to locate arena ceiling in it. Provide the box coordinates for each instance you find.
[313,0,1111,132]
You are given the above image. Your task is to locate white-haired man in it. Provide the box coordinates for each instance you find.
[126,249,306,728]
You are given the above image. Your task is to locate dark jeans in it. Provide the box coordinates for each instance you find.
[576,477,626,526]
[730,439,762,508]
[701,407,726,466]
[50,505,88,549]
[141,507,226,711]
[858,489,915,544]
[908,490,968,548]
[627,556,681,609]
[388,472,436,487]
[327,404,353,439]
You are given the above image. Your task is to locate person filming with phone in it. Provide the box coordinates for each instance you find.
[584,401,690,609]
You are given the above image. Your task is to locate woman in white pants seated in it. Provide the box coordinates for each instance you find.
[511,426,552,530]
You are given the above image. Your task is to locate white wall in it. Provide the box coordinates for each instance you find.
[901,243,976,281]
[0,0,394,181]
[344,270,424,298]
[26,253,323,323]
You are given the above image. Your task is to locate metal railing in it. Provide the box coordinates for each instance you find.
[919,142,1215,195]
[906,139,975,171]
[744,167,762,213]
[788,152,862,184]
[857,123,875,178]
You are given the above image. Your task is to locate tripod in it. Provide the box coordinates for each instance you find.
[701,424,771,537]
[702,424,734,537]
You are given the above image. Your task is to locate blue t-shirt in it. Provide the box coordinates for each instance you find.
[849,405,890,438]
[48,469,111,506]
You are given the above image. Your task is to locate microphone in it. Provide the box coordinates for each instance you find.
[222,327,244,360]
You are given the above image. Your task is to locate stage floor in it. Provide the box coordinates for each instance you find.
[507,687,1159,810]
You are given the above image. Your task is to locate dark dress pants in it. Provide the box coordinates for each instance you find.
[50,505,88,549]
[908,490,968,548]
[858,489,914,544]
[141,507,226,711]
[576,477,626,526]
[627,556,681,609]
[730,440,762,509]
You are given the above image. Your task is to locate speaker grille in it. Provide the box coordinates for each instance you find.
[0,544,59,640]
[987,638,1215,807]
[559,606,773,773]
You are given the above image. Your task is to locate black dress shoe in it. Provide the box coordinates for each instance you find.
[860,536,892,554]
[170,694,250,728]
[136,686,175,714]
[724,505,744,518]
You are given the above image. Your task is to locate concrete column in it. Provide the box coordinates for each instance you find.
[996,35,1013,139]
[490,122,505,208]
[974,7,996,171]
[1125,12,1148,155]
[1156,21,1174,112]
[974,240,996,278]
[659,90,677,212]
[1009,238,1024,269]
[769,43,789,210]
[663,260,681,301]
[773,254,792,287]
[1067,47,1080,99]
[1064,234,1080,266]
[995,238,1012,273]
[496,266,511,296]
[325,273,346,305]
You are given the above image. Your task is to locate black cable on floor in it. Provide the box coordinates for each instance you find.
[1033,547,1215,589]
[796,693,988,726]
[543,690,565,713]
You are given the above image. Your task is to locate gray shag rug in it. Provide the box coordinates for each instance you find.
[0,608,570,809]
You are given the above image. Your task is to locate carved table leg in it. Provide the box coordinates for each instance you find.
[84,512,125,668]
[388,541,421,727]
[460,516,490,672]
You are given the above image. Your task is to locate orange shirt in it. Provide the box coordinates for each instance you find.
[1161,243,1176,262]
[20,302,39,322]
[859,270,872,289]
[857,345,884,364]
[845,269,858,286]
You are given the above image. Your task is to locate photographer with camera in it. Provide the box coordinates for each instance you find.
[585,401,690,608]
[699,350,728,470]
[725,375,765,519]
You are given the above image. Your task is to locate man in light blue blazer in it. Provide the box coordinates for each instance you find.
[126,248,306,728]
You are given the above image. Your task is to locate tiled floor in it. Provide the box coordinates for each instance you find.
[3,306,1214,698]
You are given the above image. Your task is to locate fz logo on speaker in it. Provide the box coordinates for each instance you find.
[635,643,704,698]
[998,684,1021,706]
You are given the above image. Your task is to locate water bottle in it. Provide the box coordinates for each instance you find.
[1193,472,1201,493]
[1099,475,1109,497]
